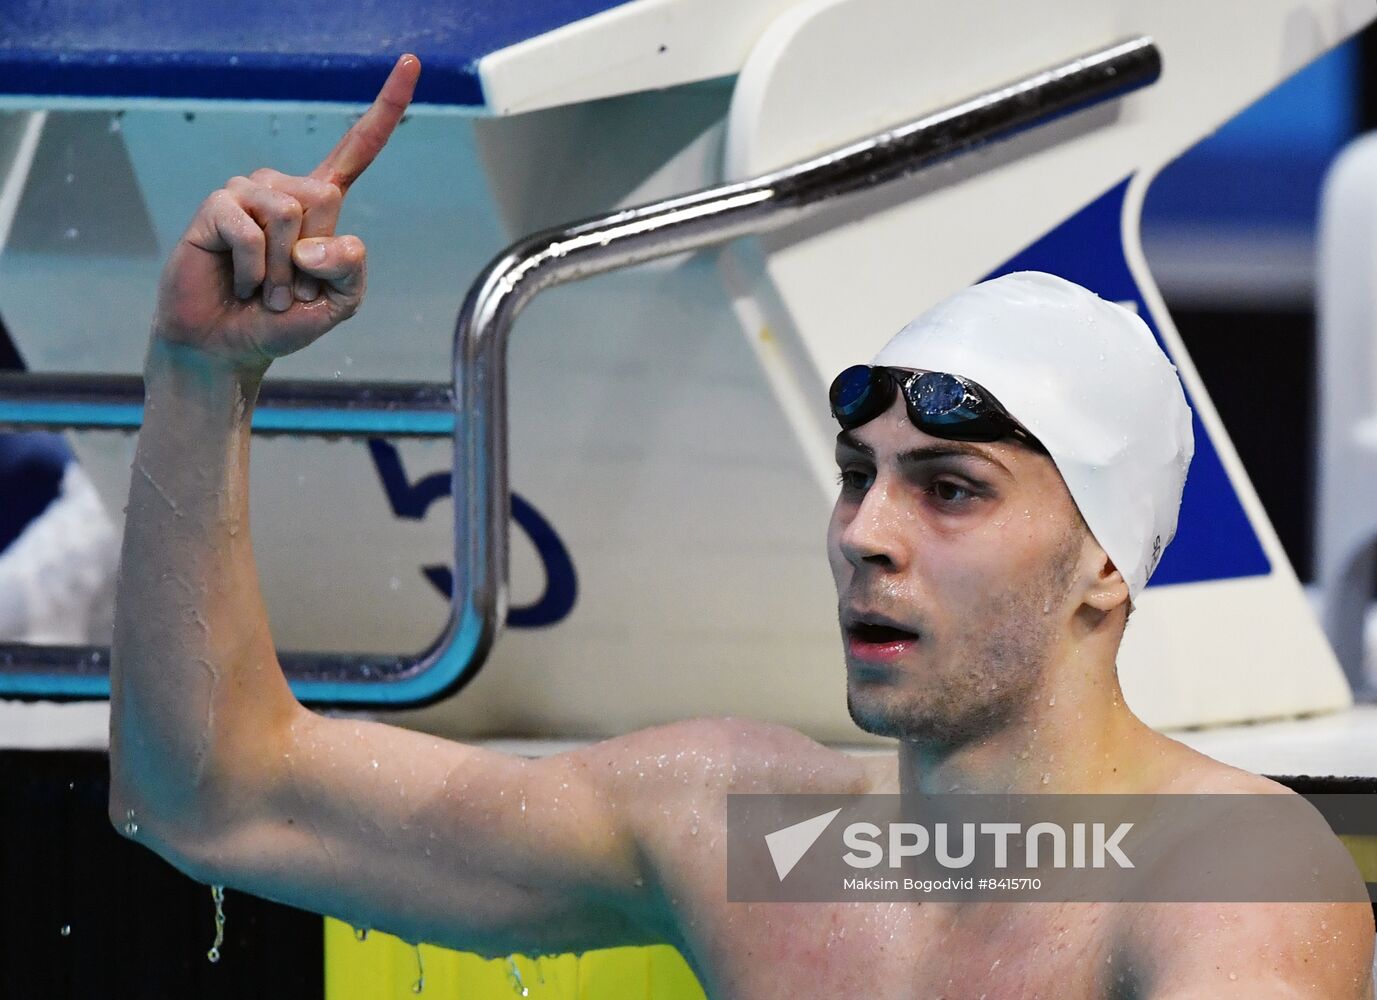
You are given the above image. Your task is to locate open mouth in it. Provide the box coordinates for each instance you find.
[848,622,920,644]
[846,621,921,663]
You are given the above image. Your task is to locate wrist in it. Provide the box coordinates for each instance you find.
[146,333,270,390]
[143,335,269,427]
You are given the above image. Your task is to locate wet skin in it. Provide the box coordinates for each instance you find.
[106,55,1375,999]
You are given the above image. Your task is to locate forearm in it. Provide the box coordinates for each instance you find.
[109,336,299,830]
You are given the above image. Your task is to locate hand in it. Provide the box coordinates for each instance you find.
[152,54,421,372]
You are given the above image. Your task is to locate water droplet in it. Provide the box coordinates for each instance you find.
[411,944,425,993]
[1228,972,1237,981]
[1048,694,1056,707]
[371,759,379,769]
[122,809,139,837]
[207,884,226,963]
[59,924,71,937]
[388,576,401,591]
[333,370,342,379]
[107,115,122,133]
[354,926,370,941]
[1040,773,1051,785]
[63,227,79,240]
[64,172,74,184]
[507,956,529,996]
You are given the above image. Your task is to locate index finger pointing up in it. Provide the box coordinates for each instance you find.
[311,53,421,195]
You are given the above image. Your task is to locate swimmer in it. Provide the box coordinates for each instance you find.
[108,54,1374,998]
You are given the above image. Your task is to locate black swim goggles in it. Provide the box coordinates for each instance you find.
[829,365,1046,452]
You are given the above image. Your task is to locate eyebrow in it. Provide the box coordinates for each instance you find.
[834,429,1012,476]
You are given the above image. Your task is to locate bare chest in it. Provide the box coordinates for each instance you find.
[687,900,1138,1000]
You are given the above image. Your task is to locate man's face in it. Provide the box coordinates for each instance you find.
[827,389,1088,747]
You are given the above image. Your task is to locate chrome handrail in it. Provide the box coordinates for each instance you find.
[0,36,1160,705]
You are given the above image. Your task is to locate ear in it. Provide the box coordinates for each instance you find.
[1083,552,1130,613]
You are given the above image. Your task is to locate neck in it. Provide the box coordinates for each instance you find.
[896,612,1162,794]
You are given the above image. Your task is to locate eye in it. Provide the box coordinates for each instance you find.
[927,479,976,505]
[835,467,873,494]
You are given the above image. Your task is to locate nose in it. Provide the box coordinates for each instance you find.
[837,475,908,572]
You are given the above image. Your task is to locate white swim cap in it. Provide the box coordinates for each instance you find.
[869,271,1194,606]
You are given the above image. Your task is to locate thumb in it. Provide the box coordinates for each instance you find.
[292,236,366,297]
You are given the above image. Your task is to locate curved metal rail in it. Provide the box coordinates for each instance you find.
[0,35,1160,705]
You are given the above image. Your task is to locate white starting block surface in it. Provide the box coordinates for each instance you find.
[1170,703,1377,778]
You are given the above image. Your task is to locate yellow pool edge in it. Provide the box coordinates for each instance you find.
[323,917,707,999]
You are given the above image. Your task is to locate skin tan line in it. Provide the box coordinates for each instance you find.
[107,54,1375,999]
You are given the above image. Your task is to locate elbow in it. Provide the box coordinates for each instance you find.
[106,783,166,852]
[107,778,233,888]
[106,723,216,846]
[107,783,135,839]
[106,705,305,888]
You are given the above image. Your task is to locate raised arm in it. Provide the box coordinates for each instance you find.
[105,55,687,956]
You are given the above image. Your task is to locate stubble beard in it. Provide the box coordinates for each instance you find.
[847,528,1083,750]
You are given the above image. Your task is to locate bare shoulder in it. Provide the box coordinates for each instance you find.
[1123,897,1374,998]
[1123,735,1374,998]
[1151,733,1294,796]
[560,716,875,798]
[545,717,875,900]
